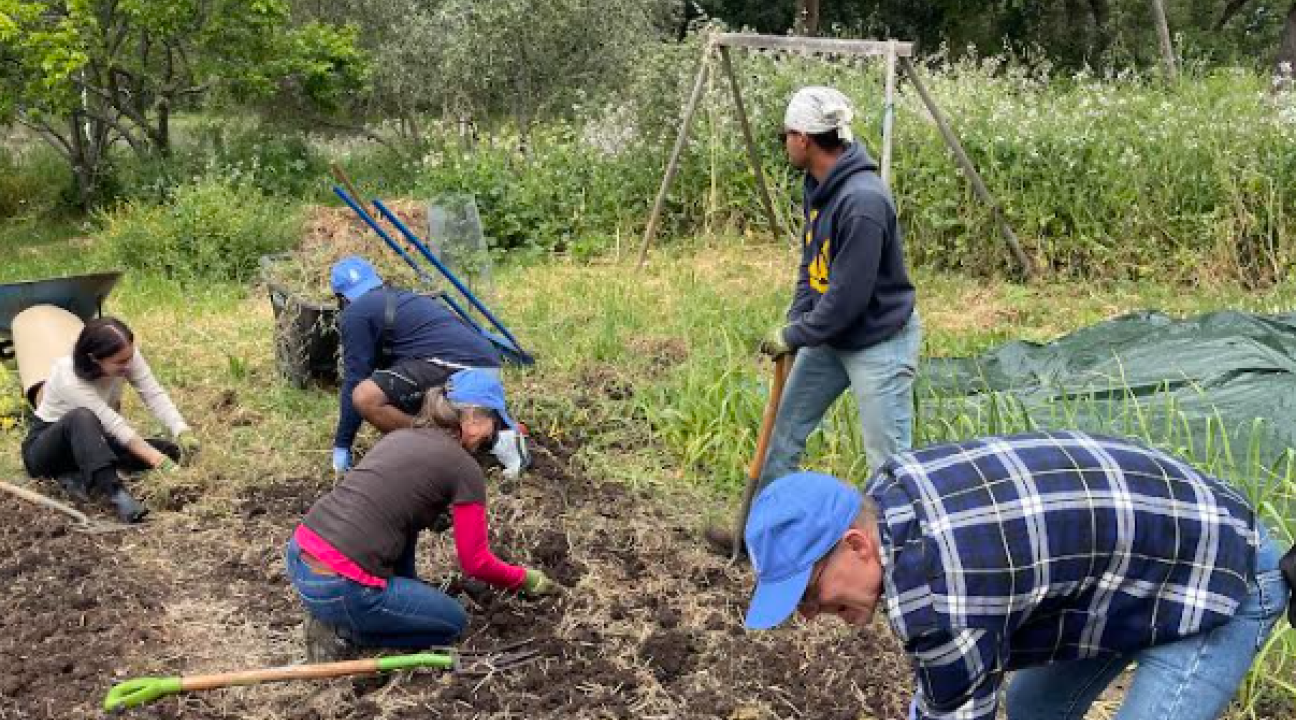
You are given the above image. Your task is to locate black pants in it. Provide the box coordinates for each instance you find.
[370,358,458,415]
[21,408,180,493]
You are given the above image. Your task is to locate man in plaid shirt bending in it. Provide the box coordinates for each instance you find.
[743,431,1292,719]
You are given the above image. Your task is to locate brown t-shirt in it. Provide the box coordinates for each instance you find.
[303,427,486,578]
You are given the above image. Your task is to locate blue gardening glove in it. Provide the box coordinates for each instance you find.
[758,325,792,357]
[491,429,530,479]
[332,447,352,473]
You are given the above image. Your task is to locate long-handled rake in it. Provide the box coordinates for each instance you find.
[0,480,135,534]
[330,184,534,366]
[103,640,541,712]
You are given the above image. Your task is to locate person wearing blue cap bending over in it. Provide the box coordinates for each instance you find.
[329,255,528,477]
[744,430,1293,720]
[287,369,563,661]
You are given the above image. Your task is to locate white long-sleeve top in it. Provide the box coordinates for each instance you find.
[35,353,190,445]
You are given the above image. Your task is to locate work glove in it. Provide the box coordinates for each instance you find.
[758,325,792,358]
[154,456,180,473]
[332,447,353,474]
[520,568,563,598]
[176,431,201,461]
[491,429,531,479]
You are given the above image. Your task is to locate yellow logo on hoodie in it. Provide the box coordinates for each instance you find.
[808,237,831,293]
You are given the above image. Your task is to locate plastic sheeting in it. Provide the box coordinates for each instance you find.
[920,310,1296,476]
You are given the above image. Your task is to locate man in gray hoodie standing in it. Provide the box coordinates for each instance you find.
[709,86,921,555]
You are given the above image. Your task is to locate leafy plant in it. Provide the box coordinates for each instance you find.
[97,178,300,282]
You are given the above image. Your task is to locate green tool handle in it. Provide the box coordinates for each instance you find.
[104,653,454,711]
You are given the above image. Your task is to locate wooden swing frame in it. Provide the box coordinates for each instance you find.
[637,33,1033,279]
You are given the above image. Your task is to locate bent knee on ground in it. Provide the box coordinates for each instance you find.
[351,380,391,417]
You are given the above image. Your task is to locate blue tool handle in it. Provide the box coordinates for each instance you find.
[372,199,525,351]
[331,186,485,334]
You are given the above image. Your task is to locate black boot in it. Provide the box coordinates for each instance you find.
[109,487,148,523]
[304,616,357,663]
[57,472,91,503]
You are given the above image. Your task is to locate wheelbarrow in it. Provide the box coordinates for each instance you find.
[0,271,123,406]
[0,271,122,359]
[103,639,543,712]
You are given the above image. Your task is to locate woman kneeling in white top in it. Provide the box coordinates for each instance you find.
[21,317,200,522]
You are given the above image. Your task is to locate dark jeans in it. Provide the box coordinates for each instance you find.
[21,408,180,492]
[284,537,467,650]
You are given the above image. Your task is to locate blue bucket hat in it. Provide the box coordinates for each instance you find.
[744,472,862,630]
[330,256,383,301]
[446,369,517,431]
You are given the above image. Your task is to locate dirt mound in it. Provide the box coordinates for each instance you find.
[263,201,432,301]
[0,433,912,719]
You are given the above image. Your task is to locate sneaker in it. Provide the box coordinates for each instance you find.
[703,524,745,558]
[108,487,148,523]
[304,616,358,663]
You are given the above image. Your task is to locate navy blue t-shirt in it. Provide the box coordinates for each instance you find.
[334,287,499,448]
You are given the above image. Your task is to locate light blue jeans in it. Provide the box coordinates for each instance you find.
[285,537,467,649]
[1005,523,1290,720]
[759,313,922,489]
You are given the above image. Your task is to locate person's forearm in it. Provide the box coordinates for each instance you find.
[125,436,166,467]
[452,503,528,589]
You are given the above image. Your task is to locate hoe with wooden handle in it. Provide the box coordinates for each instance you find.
[730,353,792,562]
[103,641,539,712]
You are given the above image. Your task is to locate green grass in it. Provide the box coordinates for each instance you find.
[0,212,99,283]
[1,232,1292,717]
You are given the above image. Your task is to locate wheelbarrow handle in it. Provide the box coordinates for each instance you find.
[103,654,454,711]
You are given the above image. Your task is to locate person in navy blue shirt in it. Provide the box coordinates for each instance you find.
[328,256,526,476]
[742,431,1292,720]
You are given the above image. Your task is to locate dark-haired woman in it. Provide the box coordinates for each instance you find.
[285,369,561,662]
[21,317,199,523]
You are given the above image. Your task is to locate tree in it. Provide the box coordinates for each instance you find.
[1218,0,1296,82]
[429,0,674,147]
[0,0,366,207]
[1150,0,1179,79]
[794,0,821,35]
[1278,3,1296,85]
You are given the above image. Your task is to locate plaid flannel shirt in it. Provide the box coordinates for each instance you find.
[865,431,1257,720]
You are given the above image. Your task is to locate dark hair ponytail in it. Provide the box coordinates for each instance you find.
[72,317,135,380]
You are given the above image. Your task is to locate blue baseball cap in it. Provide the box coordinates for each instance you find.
[744,472,862,630]
[446,369,517,431]
[330,256,383,301]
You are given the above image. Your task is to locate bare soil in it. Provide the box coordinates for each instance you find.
[0,434,912,719]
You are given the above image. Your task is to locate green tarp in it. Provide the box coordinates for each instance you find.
[919,310,1296,481]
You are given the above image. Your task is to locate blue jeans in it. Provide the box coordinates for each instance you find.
[1005,524,1290,720]
[760,313,922,488]
[285,537,467,649]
